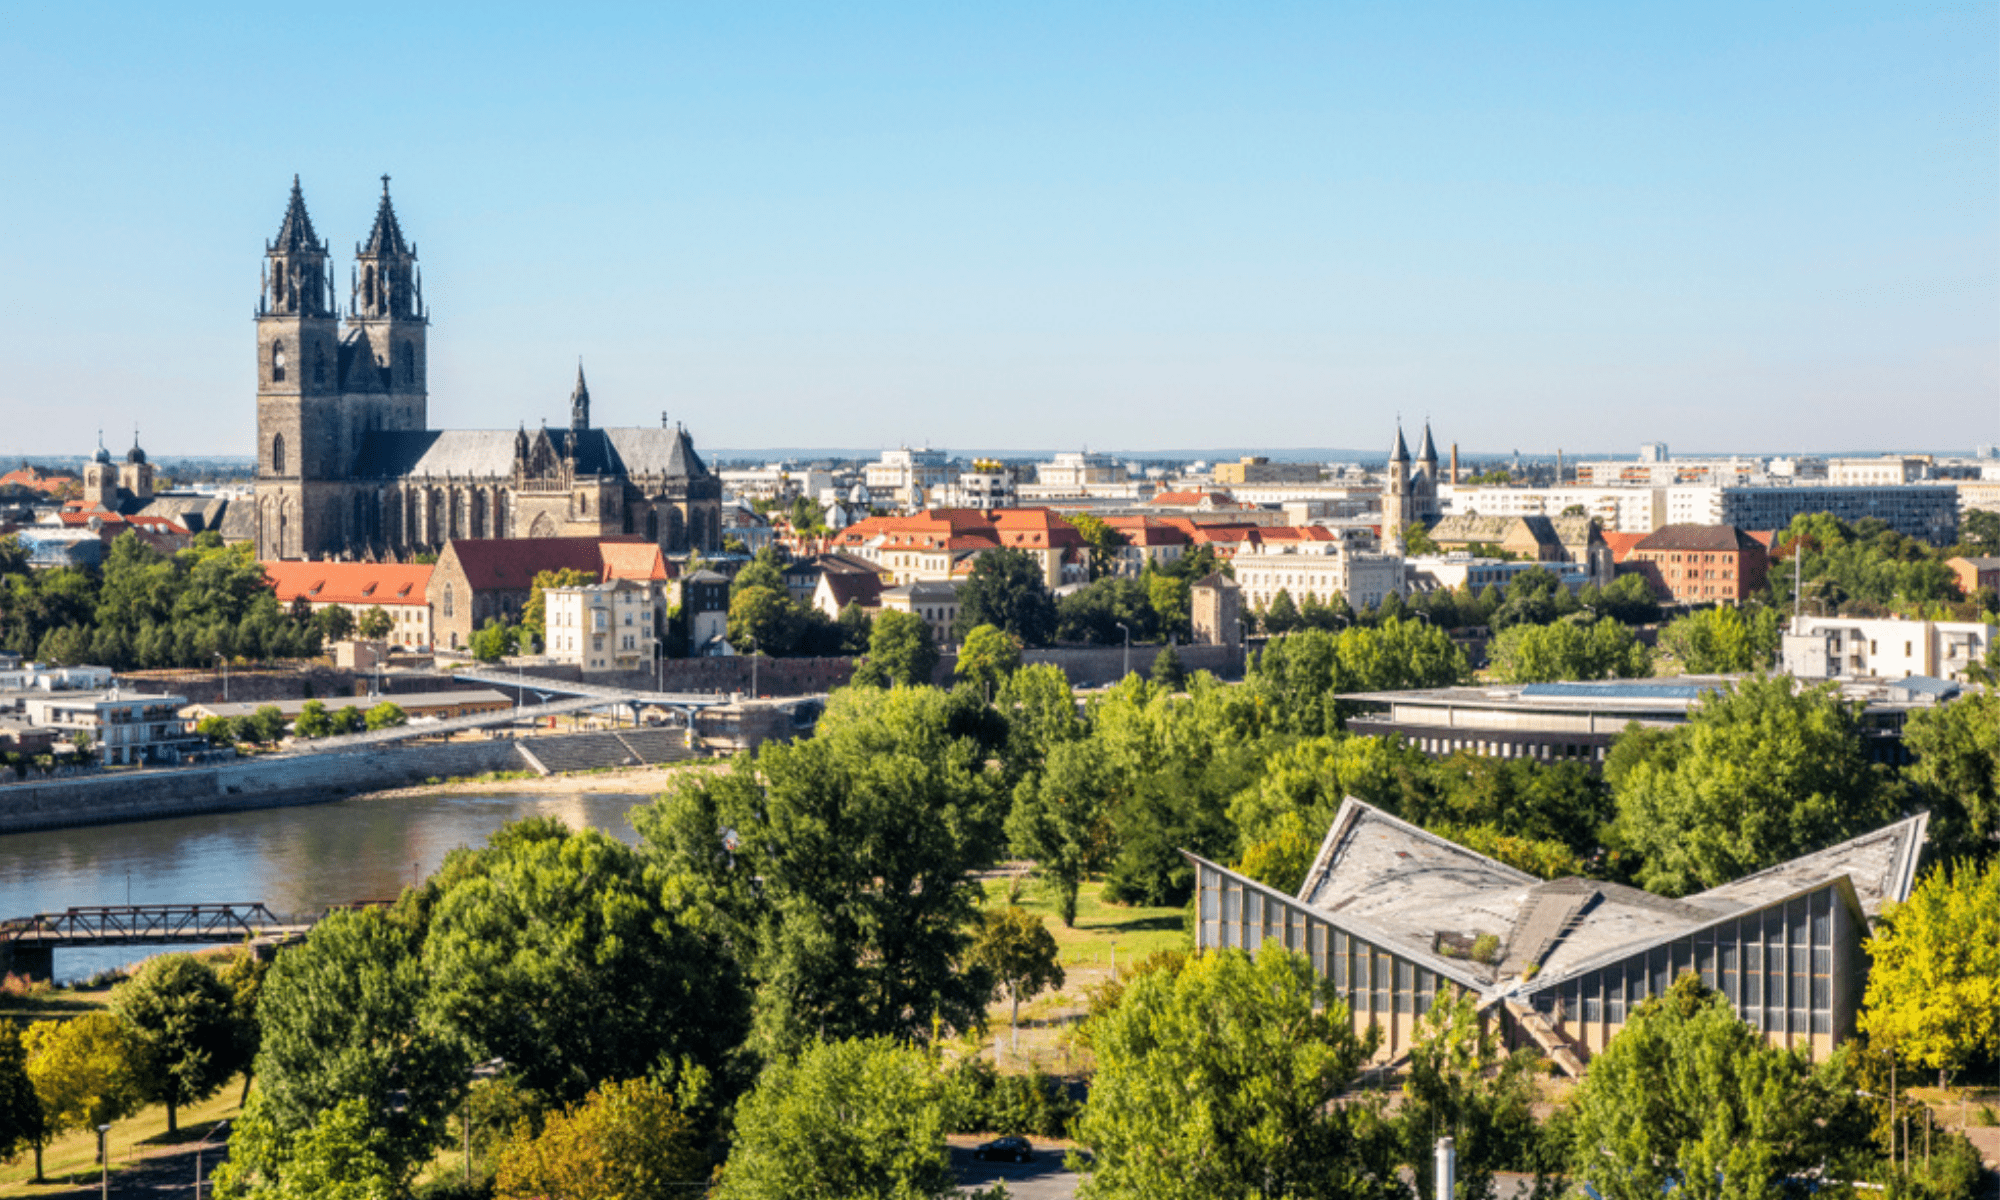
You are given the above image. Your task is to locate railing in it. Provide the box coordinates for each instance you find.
[0,902,307,947]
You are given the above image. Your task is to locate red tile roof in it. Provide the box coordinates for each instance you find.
[0,467,77,494]
[441,537,647,592]
[1631,524,1766,554]
[598,542,676,583]
[1601,531,1648,562]
[263,561,434,606]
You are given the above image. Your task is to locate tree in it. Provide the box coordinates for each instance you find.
[196,715,234,745]
[955,623,1022,697]
[422,819,746,1102]
[1397,989,1538,1200]
[1006,740,1114,926]
[971,907,1065,1050]
[494,1077,706,1200]
[851,610,938,688]
[728,585,800,656]
[1065,512,1127,580]
[246,907,467,1185]
[1487,615,1651,683]
[1249,621,1470,738]
[716,1036,957,1200]
[0,1021,46,1178]
[470,618,519,663]
[996,662,1084,781]
[1658,605,1780,673]
[1075,945,1396,1200]
[954,548,1057,646]
[731,545,788,596]
[328,705,365,736]
[291,699,332,740]
[246,704,288,744]
[213,1094,400,1200]
[1150,644,1185,691]
[1858,858,2000,1081]
[311,604,356,643]
[216,946,268,1103]
[111,952,238,1133]
[1901,692,2000,863]
[355,605,393,641]
[1146,572,1191,639]
[363,701,407,731]
[1565,975,1854,1200]
[1609,675,1895,895]
[1262,588,1301,635]
[22,1014,146,1166]
[1056,577,1159,645]
[638,685,1003,1058]
[521,567,595,650]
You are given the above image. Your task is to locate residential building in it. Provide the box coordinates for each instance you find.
[1622,525,1769,606]
[1406,555,1590,596]
[23,690,205,766]
[1231,541,1404,612]
[1212,456,1322,485]
[863,448,953,509]
[1666,483,1958,545]
[1827,456,1931,486]
[1782,616,1996,682]
[1426,514,1612,583]
[1033,451,1127,490]
[1946,555,2000,597]
[944,459,1017,511]
[680,570,732,655]
[1101,516,1191,576]
[879,581,962,648]
[1189,799,1928,1070]
[1441,483,1669,534]
[262,561,434,648]
[832,508,1086,589]
[0,663,115,692]
[544,578,660,675]
[811,563,885,620]
[426,537,654,651]
[1958,479,2000,515]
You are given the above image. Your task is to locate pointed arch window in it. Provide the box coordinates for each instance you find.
[314,345,327,386]
[271,433,286,475]
[364,268,376,310]
[399,341,415,386]
[271,341,288,382]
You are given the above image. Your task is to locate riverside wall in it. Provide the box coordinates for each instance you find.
[0,738,527,836]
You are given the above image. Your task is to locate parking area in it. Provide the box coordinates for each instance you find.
[950,1141,1084,1200]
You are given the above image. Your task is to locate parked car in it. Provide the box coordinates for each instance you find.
[973,1137,1034,1163]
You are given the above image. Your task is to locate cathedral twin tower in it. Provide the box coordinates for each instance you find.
[253,178,720,562]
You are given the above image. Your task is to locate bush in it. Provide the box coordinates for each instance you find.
[947,1059,1079,1139]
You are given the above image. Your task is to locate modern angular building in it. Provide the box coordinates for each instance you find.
[1188,799,1928,1074]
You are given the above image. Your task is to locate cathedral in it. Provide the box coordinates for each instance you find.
[252,177,722,562]
[1382,421,1444,551]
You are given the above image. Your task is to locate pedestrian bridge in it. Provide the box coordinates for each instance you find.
[0,902,344,981]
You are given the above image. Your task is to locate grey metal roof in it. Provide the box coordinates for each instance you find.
[1518,681,1718,702]
[351,426,712,482]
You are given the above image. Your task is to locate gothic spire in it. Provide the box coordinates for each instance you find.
[1390,423,1411,465]
[569,362,590,430]
[1417,421,1438,466]
[271,175,320,253]
[362,174,411,258]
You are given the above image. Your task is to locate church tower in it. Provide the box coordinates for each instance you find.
[254,177,340,559]
[1384,424,1412,552]
[343,176,428,436]
[1414,421,1441,522]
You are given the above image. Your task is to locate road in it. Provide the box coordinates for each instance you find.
[951,1142,1083,1200]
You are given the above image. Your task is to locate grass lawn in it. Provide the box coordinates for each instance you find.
[0,982,116,1023]
[0,1077,244,1196]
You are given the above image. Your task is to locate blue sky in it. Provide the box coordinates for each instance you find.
[0,2,1993,458]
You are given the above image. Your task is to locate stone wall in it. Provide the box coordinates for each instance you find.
[117,668,487,705]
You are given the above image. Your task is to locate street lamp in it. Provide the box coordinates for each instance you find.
[1115,622,1131,679]
[213,652,227,703]
[97,1124,110,1198]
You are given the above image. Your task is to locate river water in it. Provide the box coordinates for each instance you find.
[0,791,656,982]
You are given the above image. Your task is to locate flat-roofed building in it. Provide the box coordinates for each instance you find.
[24,690,205,766]
[182,689,512,726]
[543,578,660,675]
[1232,541,1404,612]
[1188,799,1928,1072]
[1782,615,1996,682]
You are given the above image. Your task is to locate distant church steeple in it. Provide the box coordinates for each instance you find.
[570,362,590,430]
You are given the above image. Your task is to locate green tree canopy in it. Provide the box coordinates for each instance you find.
[1609,676,1896,895]
[1565,974,1857,1200]
[22,1013,146,1164]
[1064,512,1127,580]
[0,1021,47,1178]
[731,545,788,596]
[247,907,467,1183]
[728,585,800,656]
[422,818,747,1102]
[520,567,595,650]
[1398,989,1539,1200]
[1075,945,1396,1200]
[494,1076,706,1200]
[363,701,407,731]
[1262,588,1301,634]
[970,906,1065,1050]
[1900,692,2000,863]
[1487,615,1651,683]
[638,685,1003,1057]
[1248,620,1470,737]
[1150,643,1185,691]
[1658,605,1781,673]
[715,1036,958,1200]
[291,699,332,740]
[111,952,238,1133]
[954,548,1057,646]
[852,609,938,688]
[955,623,1022,696]
[213,1094,401,1200]
[470,618,519,662]
[311,604,356,643]
[355,605,393,640]
[1858,858,2000,1078]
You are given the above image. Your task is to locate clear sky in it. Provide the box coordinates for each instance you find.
[1,2,1993,459]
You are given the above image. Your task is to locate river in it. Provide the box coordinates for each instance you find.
[0,790,656,982]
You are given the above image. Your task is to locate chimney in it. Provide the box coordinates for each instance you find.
[1556,449,1564,484]
[1450,444,1459,485]
[1435,1136,1456,1200]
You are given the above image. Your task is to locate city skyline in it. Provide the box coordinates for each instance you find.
[1,3,1993,456]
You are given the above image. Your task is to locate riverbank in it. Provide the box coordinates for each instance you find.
[358,758,719,801]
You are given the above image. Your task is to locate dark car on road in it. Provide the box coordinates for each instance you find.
[973,1136,1034,1163]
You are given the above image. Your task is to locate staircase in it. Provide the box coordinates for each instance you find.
[515,730,698,777]
[1504,998,1587,1078]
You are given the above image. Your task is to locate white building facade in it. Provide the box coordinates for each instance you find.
[1232,544,1404,612]
[543,579,661,675]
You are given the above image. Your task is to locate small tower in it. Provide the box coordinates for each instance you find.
[1414,422,1441,522]
[345,175,428,434]
[82,434,118,510]
[1191,572,1242,648]
[119,432,153,502]
[1384,424,1412,552]
[569,363,590,431]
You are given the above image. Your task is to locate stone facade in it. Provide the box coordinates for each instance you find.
[251,178,722,562]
